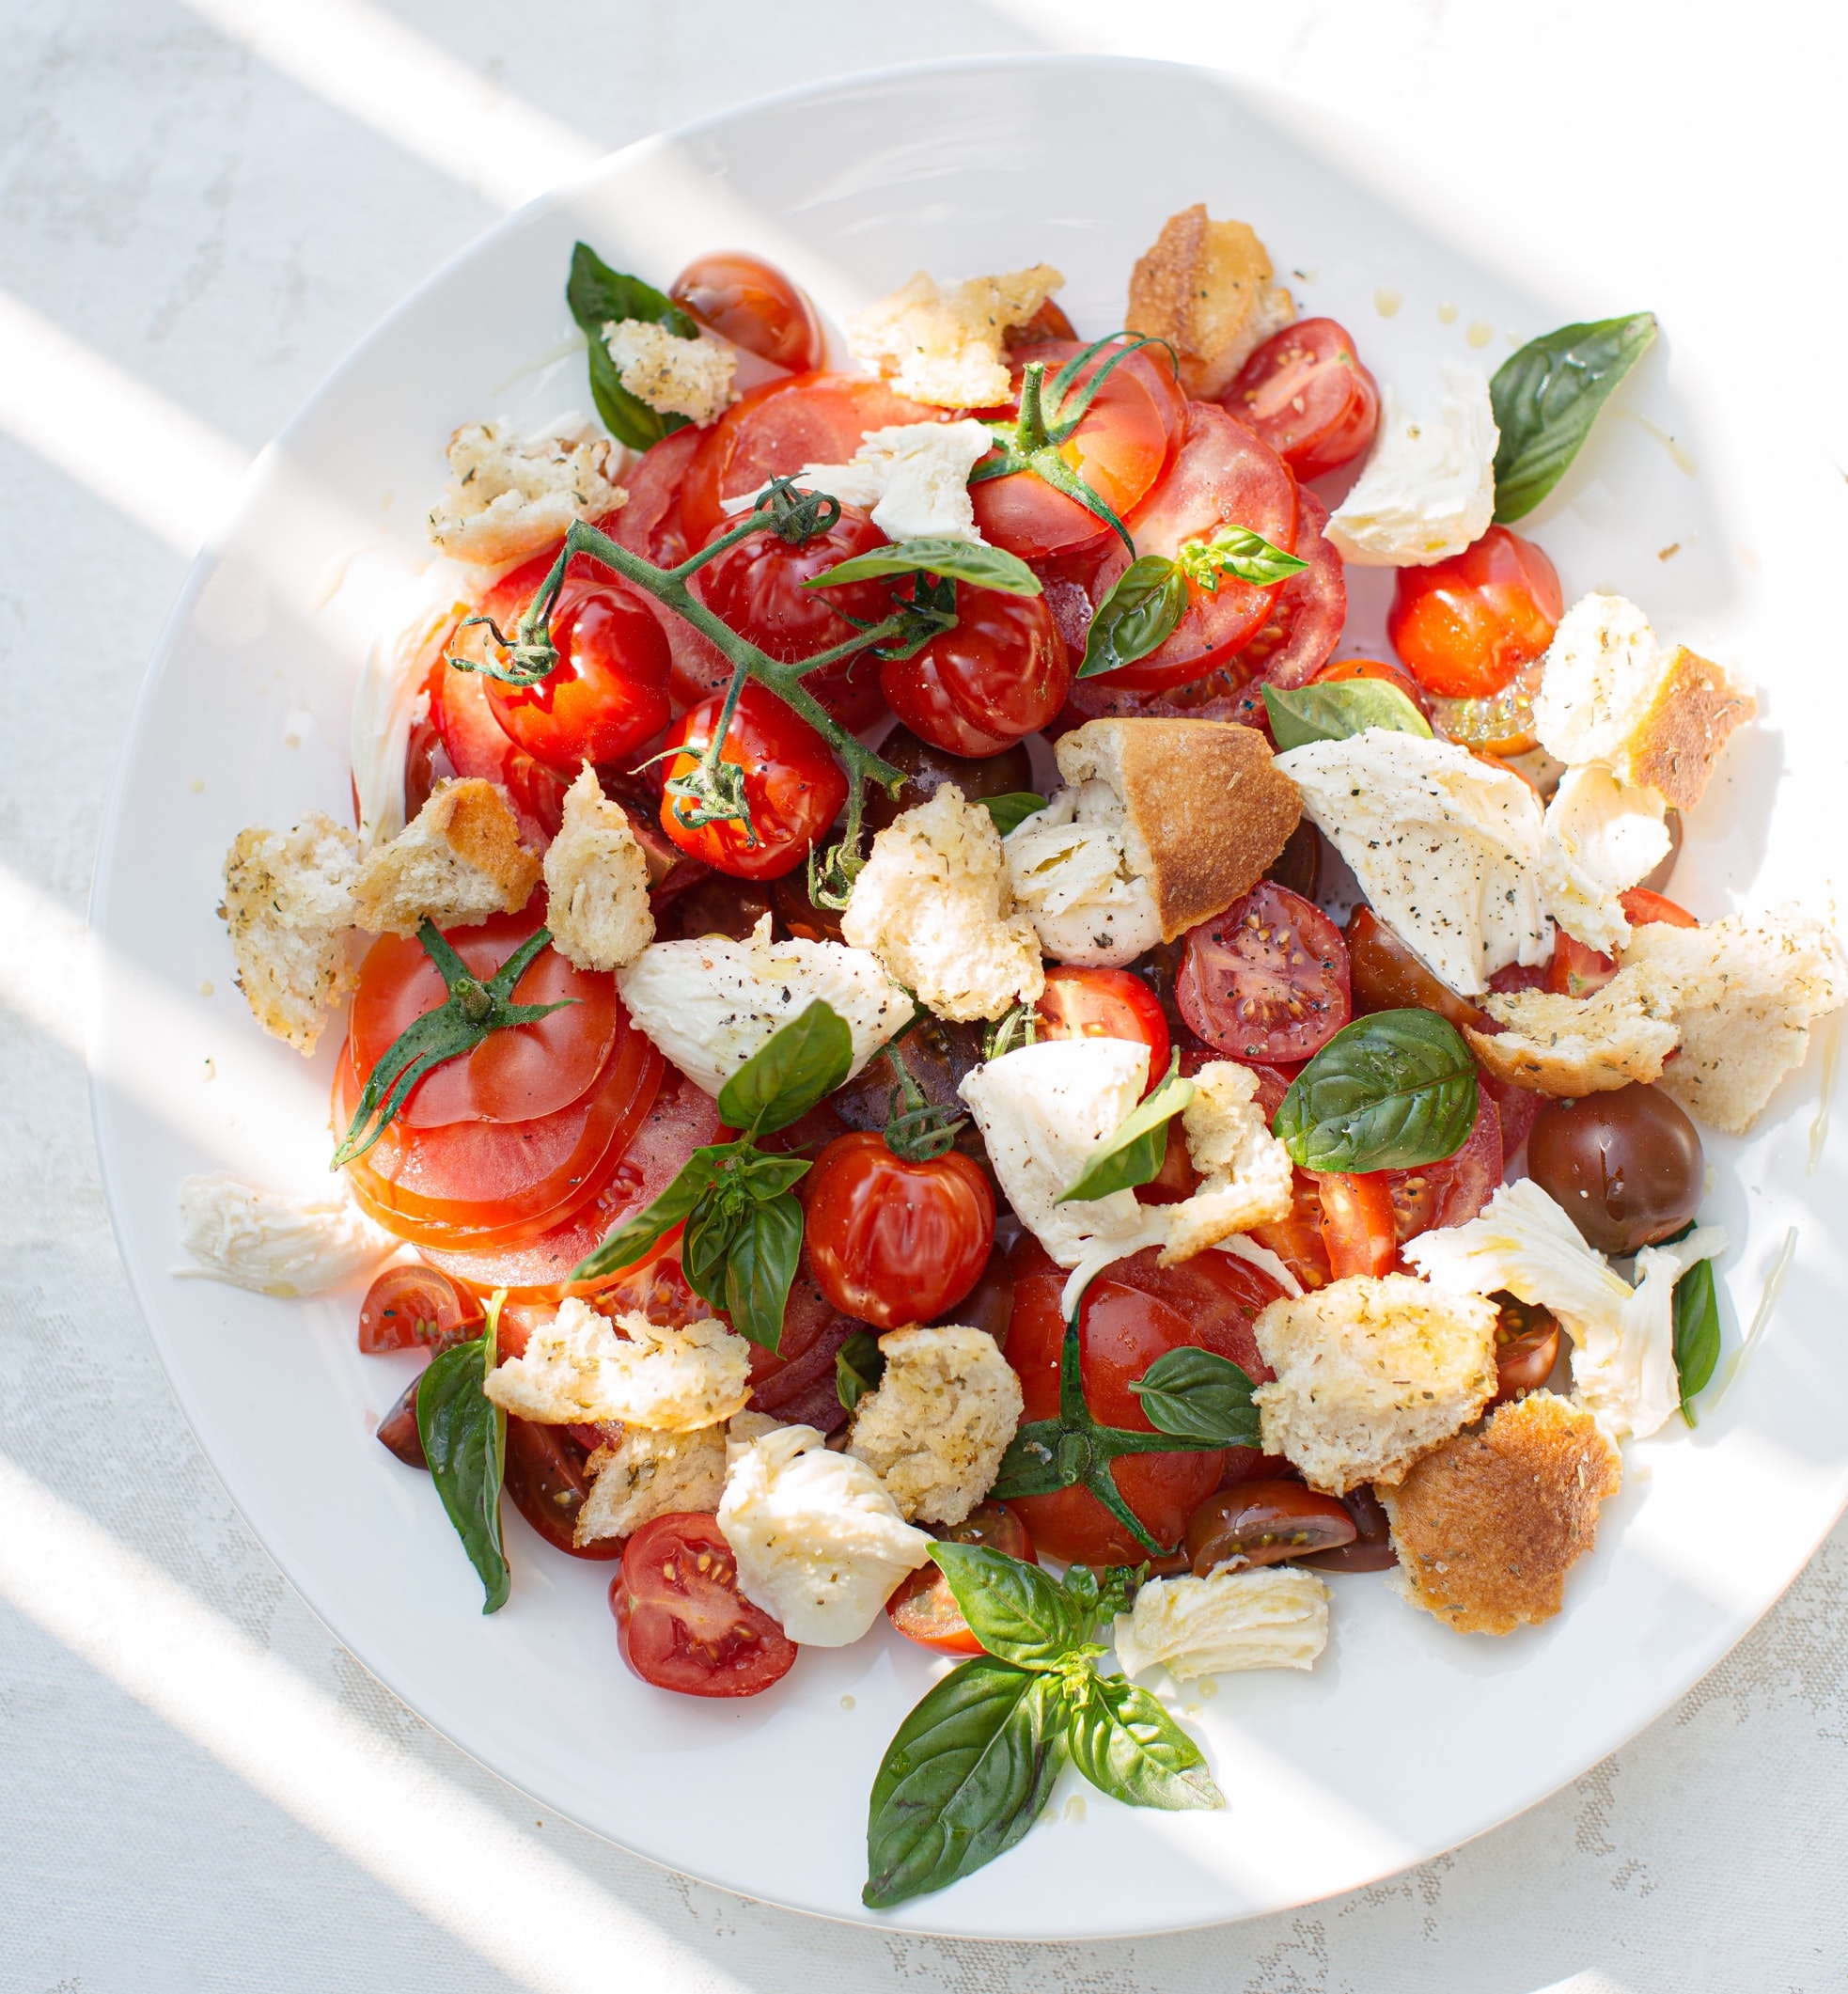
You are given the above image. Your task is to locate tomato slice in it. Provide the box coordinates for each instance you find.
[349,910,618,1128]
[744,1254,861,1430]
[1034,966,1170,1091]
[1221,318,1380,479]
[1312,1171,1399,1278]
[429,654,570,848]
[1177,881,1352,1064]
[1345,904,1485,1032]
[356,1264,483,1354]
[613,1514,798,1697]
[1247,1169,1335,1294]
[1379,1092,1503,1246]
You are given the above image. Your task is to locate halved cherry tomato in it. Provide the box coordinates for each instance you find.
[1312,1170,1399,1278]
[1345,904,1484,1032]
[464,553,672,772]
[1546,929,1619,998]
[357,1264,482,1355]
[1491,1293,1562,1405]
[680,373,937,548]
[429,652,570,848]
[886,1502,1039,1656]
[1002,1237,1282,1564]
[671,253,823,373]
[1034,966,1171,1093]
[376,1375,426,1468]
[1183,1479,1357,1574]
[803,1132,995,1331]
[693,505,892,728]
[660,681,847,879]
[1387,526,1563,699]
[880,585,1070,756]
[1222,318,1380,479]
[1247,1169,1334,1293]
[1178,881,1351,1064]
[502,1415,623,1561]
[1428,657,1544,757]
[1379,1093,1503,1246]
[1296,1484,1398,1572]
[613,1514,798,1696]
[1621,887,1699,929]
[1311,653,1433,720]
[349,908,618,1129]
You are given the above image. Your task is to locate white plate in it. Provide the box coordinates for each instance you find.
[91,55,1848,1938]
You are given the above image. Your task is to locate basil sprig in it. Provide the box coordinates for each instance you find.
[1174,525,1308,593]
[1672,1252,1721,1427]
[1274,1009,1479,1173]
[567,242,703,451]
[1058,1055,1194,1203]
[980,792,1048,837]
[332,921,574,1168]
[1261,677,1433,751]
[568,1000,858,1348]
[1490,312,1658,523]
[1078,525,1303,680]
[835,1327,886,1414]
[864,1544,1218,1907]
[990,1322,1258,1553]
[416,1292,509,1613]
[808,537,1041,597]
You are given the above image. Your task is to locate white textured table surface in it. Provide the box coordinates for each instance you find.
[4,4,1845,1988]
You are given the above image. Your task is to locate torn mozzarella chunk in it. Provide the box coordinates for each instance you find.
[1112,1567,1330,1680]
[723,420,994,544]
[1541,762,1670,954]
[177,1173,395,1297]
[1004,782,1164,969]
[1325,369,1497,567]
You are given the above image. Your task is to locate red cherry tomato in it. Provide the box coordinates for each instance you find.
[880,585,1070,756]
[1246,1169,1335,1294]
[1311,654,1433,720]
[349,908,618,1128]
[1223,318,1380,479]
[693,506,891,728]
[886,1502,1039,1656]
[465,553,672,772]
[970,344,1172,559]
[502,1415,623,1561]
[1183,1478,1357,1574]
[612,1514,798,1696]
[670,253,824,373]
[1002,1237,1282,1564]
[1387,526,1563,699]
[1177,881,1352,1064]
[802,1133,995,1331]
[660,682,847,879]
[428,652,570,848]
[1379,1092,1504,1246]
[1034,966,1171,1093]
[1311,1170,1399,1278]
[356,1264,483,1355]
[680,373,938,548]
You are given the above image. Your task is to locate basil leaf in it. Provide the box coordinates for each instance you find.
[1058,1059,1195,1203]
[1078,556,1186,679]
[1062,1672,1222,1812]
[1275,1009,1479,1173]
[568,1146,724,1283]
[863,1658,1066,1908]
[836,1328,886,1413]
[1127,1348,1260,1449]
[729,1148,814,1200]
[415,1325,509,1613]
[1092,1562,1149,1623]
[1672,1254,1721,1426]
[1060,1563,1101,1623]
[807,537,1041,597]
[680,1183,744,1306]
[716,999,855,1136]
[980,792,1048,838]
[722,1188,804,1354]
[1491,312,1658,523]
[929,1543,1088,1668]
[567,242,699,451]
[1262,678,1433,751]
[1175,524,1308,593]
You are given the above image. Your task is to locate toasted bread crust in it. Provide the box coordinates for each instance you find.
[1381,1391,1621,1636]
[1125,206,1293,400]
[1055,718,1300,940]
[1629,646,1755,810]
[352,778,540,936]
[1465,963,1680,1095]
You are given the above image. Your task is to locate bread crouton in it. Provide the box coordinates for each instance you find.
[1053,718,1301,941]
[1381,1390,1621,1636]
[352,778,540,937]
[847,1325,1023,1525]
[542,765,653,971]
[1533,593,1754,810]
[841,784,1045,1021]
[1125,205,1295,400]
[845,264,1065,408]
[1622,909,1848,1133]
[483,1300,752,1430]
[220,812,360,1055]
[1112,1566,1329,1681]
[1160,1060,1294,1264]
[427,420,626,567]
[603,319,736,424]
[1465,962,1681,1095]
[574,1422,728,1546]
[1253,1274,1500,1494]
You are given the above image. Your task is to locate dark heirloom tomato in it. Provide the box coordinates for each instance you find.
[376,1374,427,1468]
[1183,1480,1357,1575]
[744,1256,859,1431]
[660,682,847,879]
[1034,966,1171,1092]
[693,506,892,728]
[1296,1484,1397,1573]
[1178,881,1351,1064]
[1492,1294,1562,1405]
[886,1503,1039,1656]
[1346,905,1485,1033]
[803,1133,995,1331]
[502,1415,622,1561]
[670,252,823,372]
[1387,526,1563,699]
[1222,318,1380,479]
[1380,1093,1503,1246]
[1311,1171,1399,1278]
[1002,1237,1283,1564]
[613,1514,798,1696]
[864,726,1036,833]
[1527,1084,1704,1256]
[880,585,1070,756]
[357,1264,482,1355]
[429,654,570,848]
[946,1248,1016,1342]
